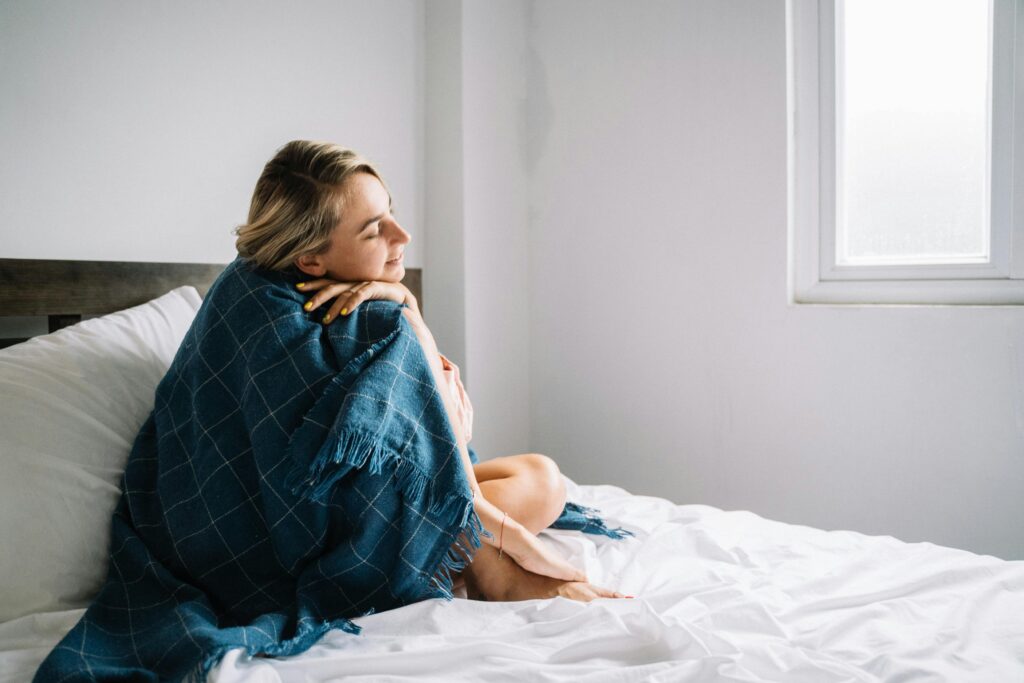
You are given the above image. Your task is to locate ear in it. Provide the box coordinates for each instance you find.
[294,252,327,278]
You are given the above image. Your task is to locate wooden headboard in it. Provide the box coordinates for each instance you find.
[0,259,423,348]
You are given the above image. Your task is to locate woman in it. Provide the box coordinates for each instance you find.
[35,140,627,683]
[237,140,624,603]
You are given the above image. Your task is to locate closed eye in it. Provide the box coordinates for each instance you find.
[368,209,395,238]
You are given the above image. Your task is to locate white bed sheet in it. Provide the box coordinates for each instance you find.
[2,479,1022,682]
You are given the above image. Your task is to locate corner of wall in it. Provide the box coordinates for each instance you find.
[423,0,467,370]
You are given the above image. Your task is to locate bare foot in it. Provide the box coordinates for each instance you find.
[462,543,625,603]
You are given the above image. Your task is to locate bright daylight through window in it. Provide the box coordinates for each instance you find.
[789,0,1024,304]
[838,0,989,266]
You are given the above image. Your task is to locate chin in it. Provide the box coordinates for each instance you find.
[381,264,405,283]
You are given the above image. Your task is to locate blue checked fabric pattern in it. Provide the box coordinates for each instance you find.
[35,256,630,682]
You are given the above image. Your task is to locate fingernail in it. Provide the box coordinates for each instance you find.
[340,308,348,316]
[304,301,312,311]
[322,314,331,323]
[625,595,635,599]
[296,282,306,289]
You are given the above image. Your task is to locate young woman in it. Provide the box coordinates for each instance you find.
[35,140,630,683]
[236,140,623,603]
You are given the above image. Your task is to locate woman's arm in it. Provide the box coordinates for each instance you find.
[401,306,586,583]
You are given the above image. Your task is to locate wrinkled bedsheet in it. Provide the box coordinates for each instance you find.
[3,479,1022,682]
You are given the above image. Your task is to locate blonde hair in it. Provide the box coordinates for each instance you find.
[234,140,386,271]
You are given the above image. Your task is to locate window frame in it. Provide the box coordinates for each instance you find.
[788,0,1024,305]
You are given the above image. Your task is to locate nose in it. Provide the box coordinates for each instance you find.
[387,217,411,245]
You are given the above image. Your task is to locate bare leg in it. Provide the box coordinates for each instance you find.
[474,454,567,535]
[462,542,622,602]
[402,311,620,599]
[455,453,625,602]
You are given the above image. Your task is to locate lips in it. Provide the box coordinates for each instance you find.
[387,253,404,264]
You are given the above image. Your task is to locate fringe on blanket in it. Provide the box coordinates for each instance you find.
[286,429,394,503]
[428,508,484,599]
[550,501,635,539]
[286,428,483,602]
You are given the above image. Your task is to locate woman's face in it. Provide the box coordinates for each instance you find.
[295,172,410,283]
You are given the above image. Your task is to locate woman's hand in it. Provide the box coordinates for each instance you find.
[554,582,629,601]
[496,516,588,583]
[296,279,419,324]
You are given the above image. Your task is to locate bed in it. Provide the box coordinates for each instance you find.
[1,259,1022,682]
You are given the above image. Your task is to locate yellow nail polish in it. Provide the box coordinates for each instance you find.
[322,314,331,323]
[340,308,348,316]
[296,282,306,289]
[304,301,312,311]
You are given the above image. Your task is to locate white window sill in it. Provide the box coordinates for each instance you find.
[792,278,1024,306]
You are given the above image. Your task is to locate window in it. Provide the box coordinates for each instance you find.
[788,0,1024,304]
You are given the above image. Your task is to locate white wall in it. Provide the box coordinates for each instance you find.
[423,0,468,377]
[0,0,424,267]
[460,2,532,458]
[522,0,1024,560]
[421,1,532,460]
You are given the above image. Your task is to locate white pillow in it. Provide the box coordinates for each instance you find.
[0,286,202,623]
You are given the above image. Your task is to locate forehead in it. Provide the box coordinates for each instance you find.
[341,172,390,212]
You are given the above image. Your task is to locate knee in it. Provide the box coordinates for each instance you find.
[522,453,561,483]
[522,453,566,507]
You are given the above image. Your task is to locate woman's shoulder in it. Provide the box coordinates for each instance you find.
[192,257,310,343]
[205,257,298,303]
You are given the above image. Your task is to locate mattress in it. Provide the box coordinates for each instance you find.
[2,478,1022,682]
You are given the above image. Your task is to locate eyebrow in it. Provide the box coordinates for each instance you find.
[357,213,385,234]
[356,198,394,234]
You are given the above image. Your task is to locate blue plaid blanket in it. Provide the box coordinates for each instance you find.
[35,257,629,682]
